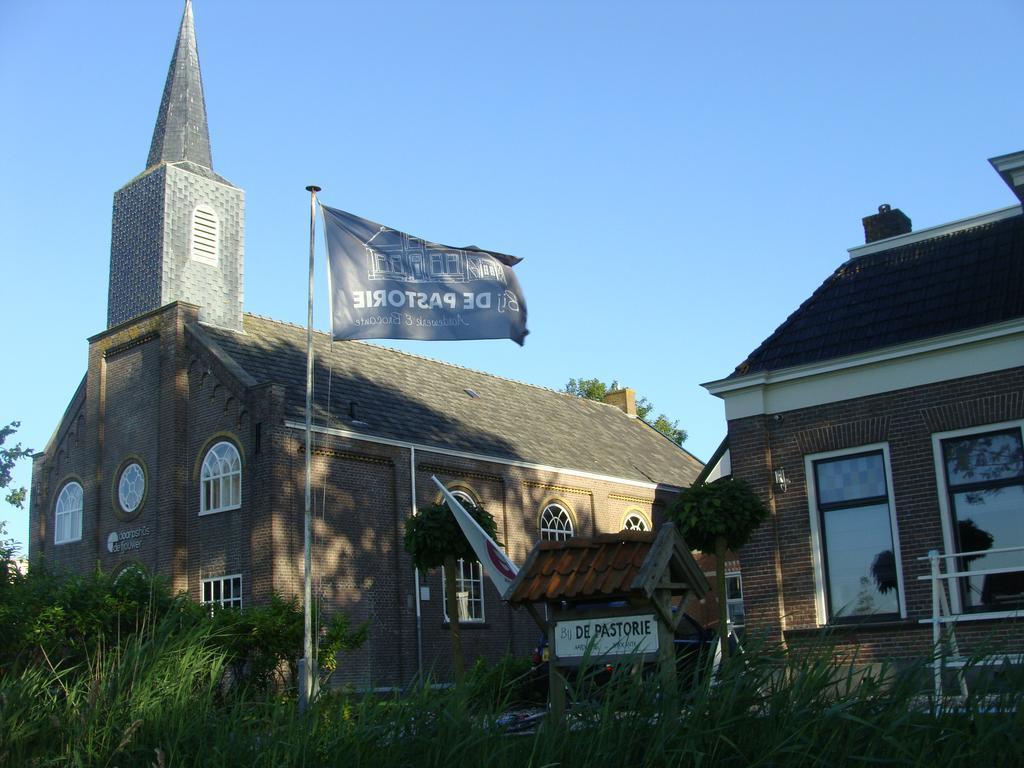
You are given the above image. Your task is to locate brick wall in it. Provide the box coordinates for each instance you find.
[31,301,699,688]
[728,366,1024,658]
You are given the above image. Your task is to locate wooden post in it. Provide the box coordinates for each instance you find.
[548,619,566,721]
[656,589,677,690]
[444,555,464,684]
[715,535,730,661]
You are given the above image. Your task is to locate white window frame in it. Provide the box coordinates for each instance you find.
[540,502,575,541]
[201,574,243,610]
[931,419,1024,619]
[441,558,486,624]
[622,511,650,532]
[54,480,84,545]
[725,571,745,633]
[199,440,242,515]
[804,443,907,625]
[117,461,146,514]
[440,489,485,624]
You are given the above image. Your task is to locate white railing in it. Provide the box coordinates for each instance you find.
[917,547,1024,698]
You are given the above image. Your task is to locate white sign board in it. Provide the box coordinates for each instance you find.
[553,613,659,660]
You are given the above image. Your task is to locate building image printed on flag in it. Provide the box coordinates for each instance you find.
[365,231,508,286]
[27,0,707,691]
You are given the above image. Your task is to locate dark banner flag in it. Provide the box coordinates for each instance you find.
[321,205,528,345]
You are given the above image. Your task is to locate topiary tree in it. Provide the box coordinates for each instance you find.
[403,498,499,683]
[668,478,768,660]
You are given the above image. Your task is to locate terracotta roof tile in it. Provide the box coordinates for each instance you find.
[509,532,656,603]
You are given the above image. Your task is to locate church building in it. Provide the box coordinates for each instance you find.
[28,2,704,687]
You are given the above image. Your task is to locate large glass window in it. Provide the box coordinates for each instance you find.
[200,441,241,515]
[440,490,485,623]
[811,450,901,621]
[54,481,83,544]
[540,503,574,541]
[940,426,1024,612]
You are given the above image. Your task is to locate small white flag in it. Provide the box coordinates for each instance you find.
[431,476,519,598]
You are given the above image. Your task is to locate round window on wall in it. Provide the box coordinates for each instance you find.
[117,461,146,518]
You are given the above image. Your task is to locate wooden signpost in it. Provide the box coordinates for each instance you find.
[505,523,710,718]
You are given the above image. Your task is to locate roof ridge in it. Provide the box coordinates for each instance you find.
[240,311,617,404]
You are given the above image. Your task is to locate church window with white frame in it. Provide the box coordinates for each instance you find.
[440,489,485,623]
[934,421,1024,614]
[117,461,146,515]
[622,511,649,531]
[540,503,574,541]
[189,204,219,266]
[805,446,904,623]
[54,480,84,544]
[200,440,241,515]
[202,574,242,610]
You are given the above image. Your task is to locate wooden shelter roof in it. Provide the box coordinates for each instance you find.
[505,523,709,605]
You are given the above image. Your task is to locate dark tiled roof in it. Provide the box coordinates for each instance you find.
[195,314,704,487]
[732,212,1024,377]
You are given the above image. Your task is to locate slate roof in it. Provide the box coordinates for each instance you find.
[147,0,213,170]
[195,313,704,487]
[731,211,1024,377]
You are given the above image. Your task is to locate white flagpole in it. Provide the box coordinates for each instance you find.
[301,184,321,713]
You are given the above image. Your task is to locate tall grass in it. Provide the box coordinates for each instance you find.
[2,631,1022,767]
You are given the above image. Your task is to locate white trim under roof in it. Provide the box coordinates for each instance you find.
[847,204,1021,259]
[703,319,1024,420]
[990,150,1024,200]
[283,420,684,493]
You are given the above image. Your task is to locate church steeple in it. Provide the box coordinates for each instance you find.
[107,0,244,332]
[147,0,213,169]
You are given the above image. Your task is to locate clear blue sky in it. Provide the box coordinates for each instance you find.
[2,1,1022,552]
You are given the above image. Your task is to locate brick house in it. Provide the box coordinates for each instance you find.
[703,151,1024,660]
[27,2,705,688]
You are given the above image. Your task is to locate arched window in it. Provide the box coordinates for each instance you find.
[441,489,485,623]
[200,441,241,515]
[622,512,649,532]
[190,204,220,266]
[540,502,574,541]
[54,481,83,544]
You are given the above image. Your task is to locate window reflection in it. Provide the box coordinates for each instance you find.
[813,451,900,620]
[942,429,1024,611]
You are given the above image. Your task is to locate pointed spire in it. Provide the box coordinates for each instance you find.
[147,0,213,169]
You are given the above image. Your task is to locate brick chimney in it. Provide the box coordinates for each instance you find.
[862,204,912,244]
[604,388,637,417]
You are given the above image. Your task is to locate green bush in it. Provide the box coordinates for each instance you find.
[466,652,540,707]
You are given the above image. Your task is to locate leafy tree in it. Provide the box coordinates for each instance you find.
[1,421,32,585]
[563,378,687,445]
[668,478,767,659]
[404,498,499,683]
[1,421,32,510]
